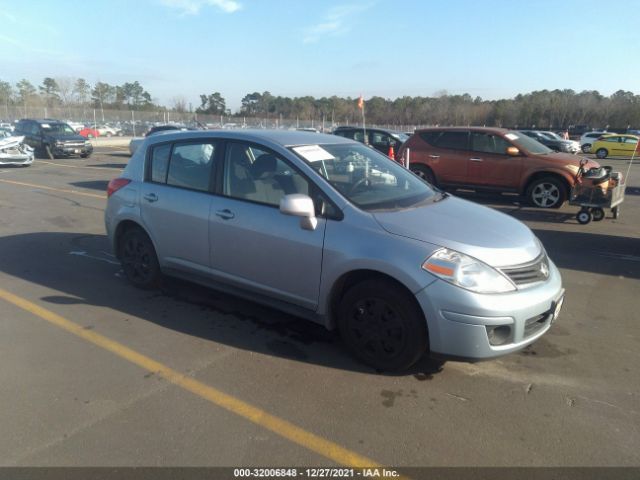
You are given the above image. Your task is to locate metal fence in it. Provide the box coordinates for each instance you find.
[0,105,429,133]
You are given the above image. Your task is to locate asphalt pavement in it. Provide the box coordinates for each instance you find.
[0,147,638,468]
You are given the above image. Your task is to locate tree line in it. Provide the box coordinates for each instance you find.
[1,78,638,129]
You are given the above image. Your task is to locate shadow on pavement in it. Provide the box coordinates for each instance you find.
[69,180,109,192]
[0,232,444,377]
[88,162,127,169]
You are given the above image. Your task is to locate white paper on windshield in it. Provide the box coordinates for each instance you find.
[505,133,519,140]
[41,123,50,128]
[293,145,335,162]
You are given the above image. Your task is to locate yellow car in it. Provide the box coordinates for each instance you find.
[591,134,639,159]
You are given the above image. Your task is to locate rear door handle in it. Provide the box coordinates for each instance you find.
[429,155,440,159]
[469,158,483,162]
[215,209,235,220]
[143,193,158,202]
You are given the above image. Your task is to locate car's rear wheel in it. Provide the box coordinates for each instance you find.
[581,144,591,153]
[596,148,608,159]
[526,176,567,209]
[119,227,161,289]
[410,164,436,185]
[337,279,428,371]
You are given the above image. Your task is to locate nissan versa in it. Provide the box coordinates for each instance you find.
[105,130,565,371]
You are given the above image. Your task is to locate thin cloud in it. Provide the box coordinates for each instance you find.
[1,11,18,23]
[303,3,372,44]
[159,0,241,15]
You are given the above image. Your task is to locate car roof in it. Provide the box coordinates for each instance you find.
[415,126,511,134]
[334,126,407,135]
[144,129,356,148]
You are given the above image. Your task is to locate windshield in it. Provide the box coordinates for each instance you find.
[290,143,439,211]
[390,132,409,142]
[510,131,554,154]
[41,123,76,135]
[541,131,562,140]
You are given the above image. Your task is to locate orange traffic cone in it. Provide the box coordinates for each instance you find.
[387,145,395,160]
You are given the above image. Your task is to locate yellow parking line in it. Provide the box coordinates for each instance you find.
[0,287,380,468]
[0,179,106,199]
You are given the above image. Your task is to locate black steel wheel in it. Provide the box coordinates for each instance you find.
[410,164,436,185]
[526,176,567,209]
[576,209,592,225]
[591,207,605,222]
[119,227,161,289]
[338,279,428,371]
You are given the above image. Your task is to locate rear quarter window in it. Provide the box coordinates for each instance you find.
[149,144,171,183]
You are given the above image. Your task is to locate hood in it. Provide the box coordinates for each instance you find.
[539,150,599,168]
[44,132,86,142]
[372,196,541,267]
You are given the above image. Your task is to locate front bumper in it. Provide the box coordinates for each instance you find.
[415,260,564,360]
[51,144,93,157]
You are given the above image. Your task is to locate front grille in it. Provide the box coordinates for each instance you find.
[500,253,549,287]
[62,142,85,148]
[523,312,549,338]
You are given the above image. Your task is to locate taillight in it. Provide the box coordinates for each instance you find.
[107,178,131,197]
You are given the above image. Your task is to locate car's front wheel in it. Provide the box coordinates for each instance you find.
[526,176,567,209]
[410,164,436,185]
[337,279,428,371]
[119,227,161,289]
[581,144,591,153]
[596,148,608,159]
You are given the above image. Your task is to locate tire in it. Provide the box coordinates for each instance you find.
[526,176,567,209]
[337,279,428,371]
[106,132,112,137]
[591,207,605,222]
[576,209,591,225]
[581,144,591,153]
[410,164,436,185]
[119,227,161,289]
[80,154,90,158]
[596,148,608,159]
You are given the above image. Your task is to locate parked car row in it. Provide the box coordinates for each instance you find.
[330,125,599,209]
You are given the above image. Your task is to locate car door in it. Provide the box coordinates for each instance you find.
[467,131,522,188]
[208,141,326,310]
[139,140,218,273]
[621,136,638,156]
[426,130,470,185]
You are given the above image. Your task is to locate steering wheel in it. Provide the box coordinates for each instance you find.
[348,177,370,195]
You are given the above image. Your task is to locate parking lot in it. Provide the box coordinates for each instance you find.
[0,145,639,467]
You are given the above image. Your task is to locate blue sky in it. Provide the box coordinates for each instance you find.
[0,0,638,111]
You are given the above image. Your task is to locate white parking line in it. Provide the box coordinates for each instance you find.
[38,160,122,172]
[68,250,120,265]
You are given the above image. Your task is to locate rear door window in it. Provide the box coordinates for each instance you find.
[470,132,510,155]
[434,131,469,150]
[166,142,217,192]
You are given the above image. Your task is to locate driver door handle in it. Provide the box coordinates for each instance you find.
[215,209,235,220]
[469,158,483,162]
[429,155,440,159]
[143,193,158,202]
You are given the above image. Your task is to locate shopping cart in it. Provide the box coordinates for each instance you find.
[569,160,625,224]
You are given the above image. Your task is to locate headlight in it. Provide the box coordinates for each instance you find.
[85,140,92,146]
[55,141,64,146]
[422,248,516,293]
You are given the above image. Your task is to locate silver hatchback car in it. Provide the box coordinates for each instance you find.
[105,130,564,371]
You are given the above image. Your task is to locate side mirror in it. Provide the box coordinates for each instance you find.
[506,146,520,156]
[279,194,318,231]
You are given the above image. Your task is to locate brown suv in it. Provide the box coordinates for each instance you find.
[397,127,599,208]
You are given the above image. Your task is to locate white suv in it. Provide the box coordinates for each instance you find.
[580,131,609,153]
